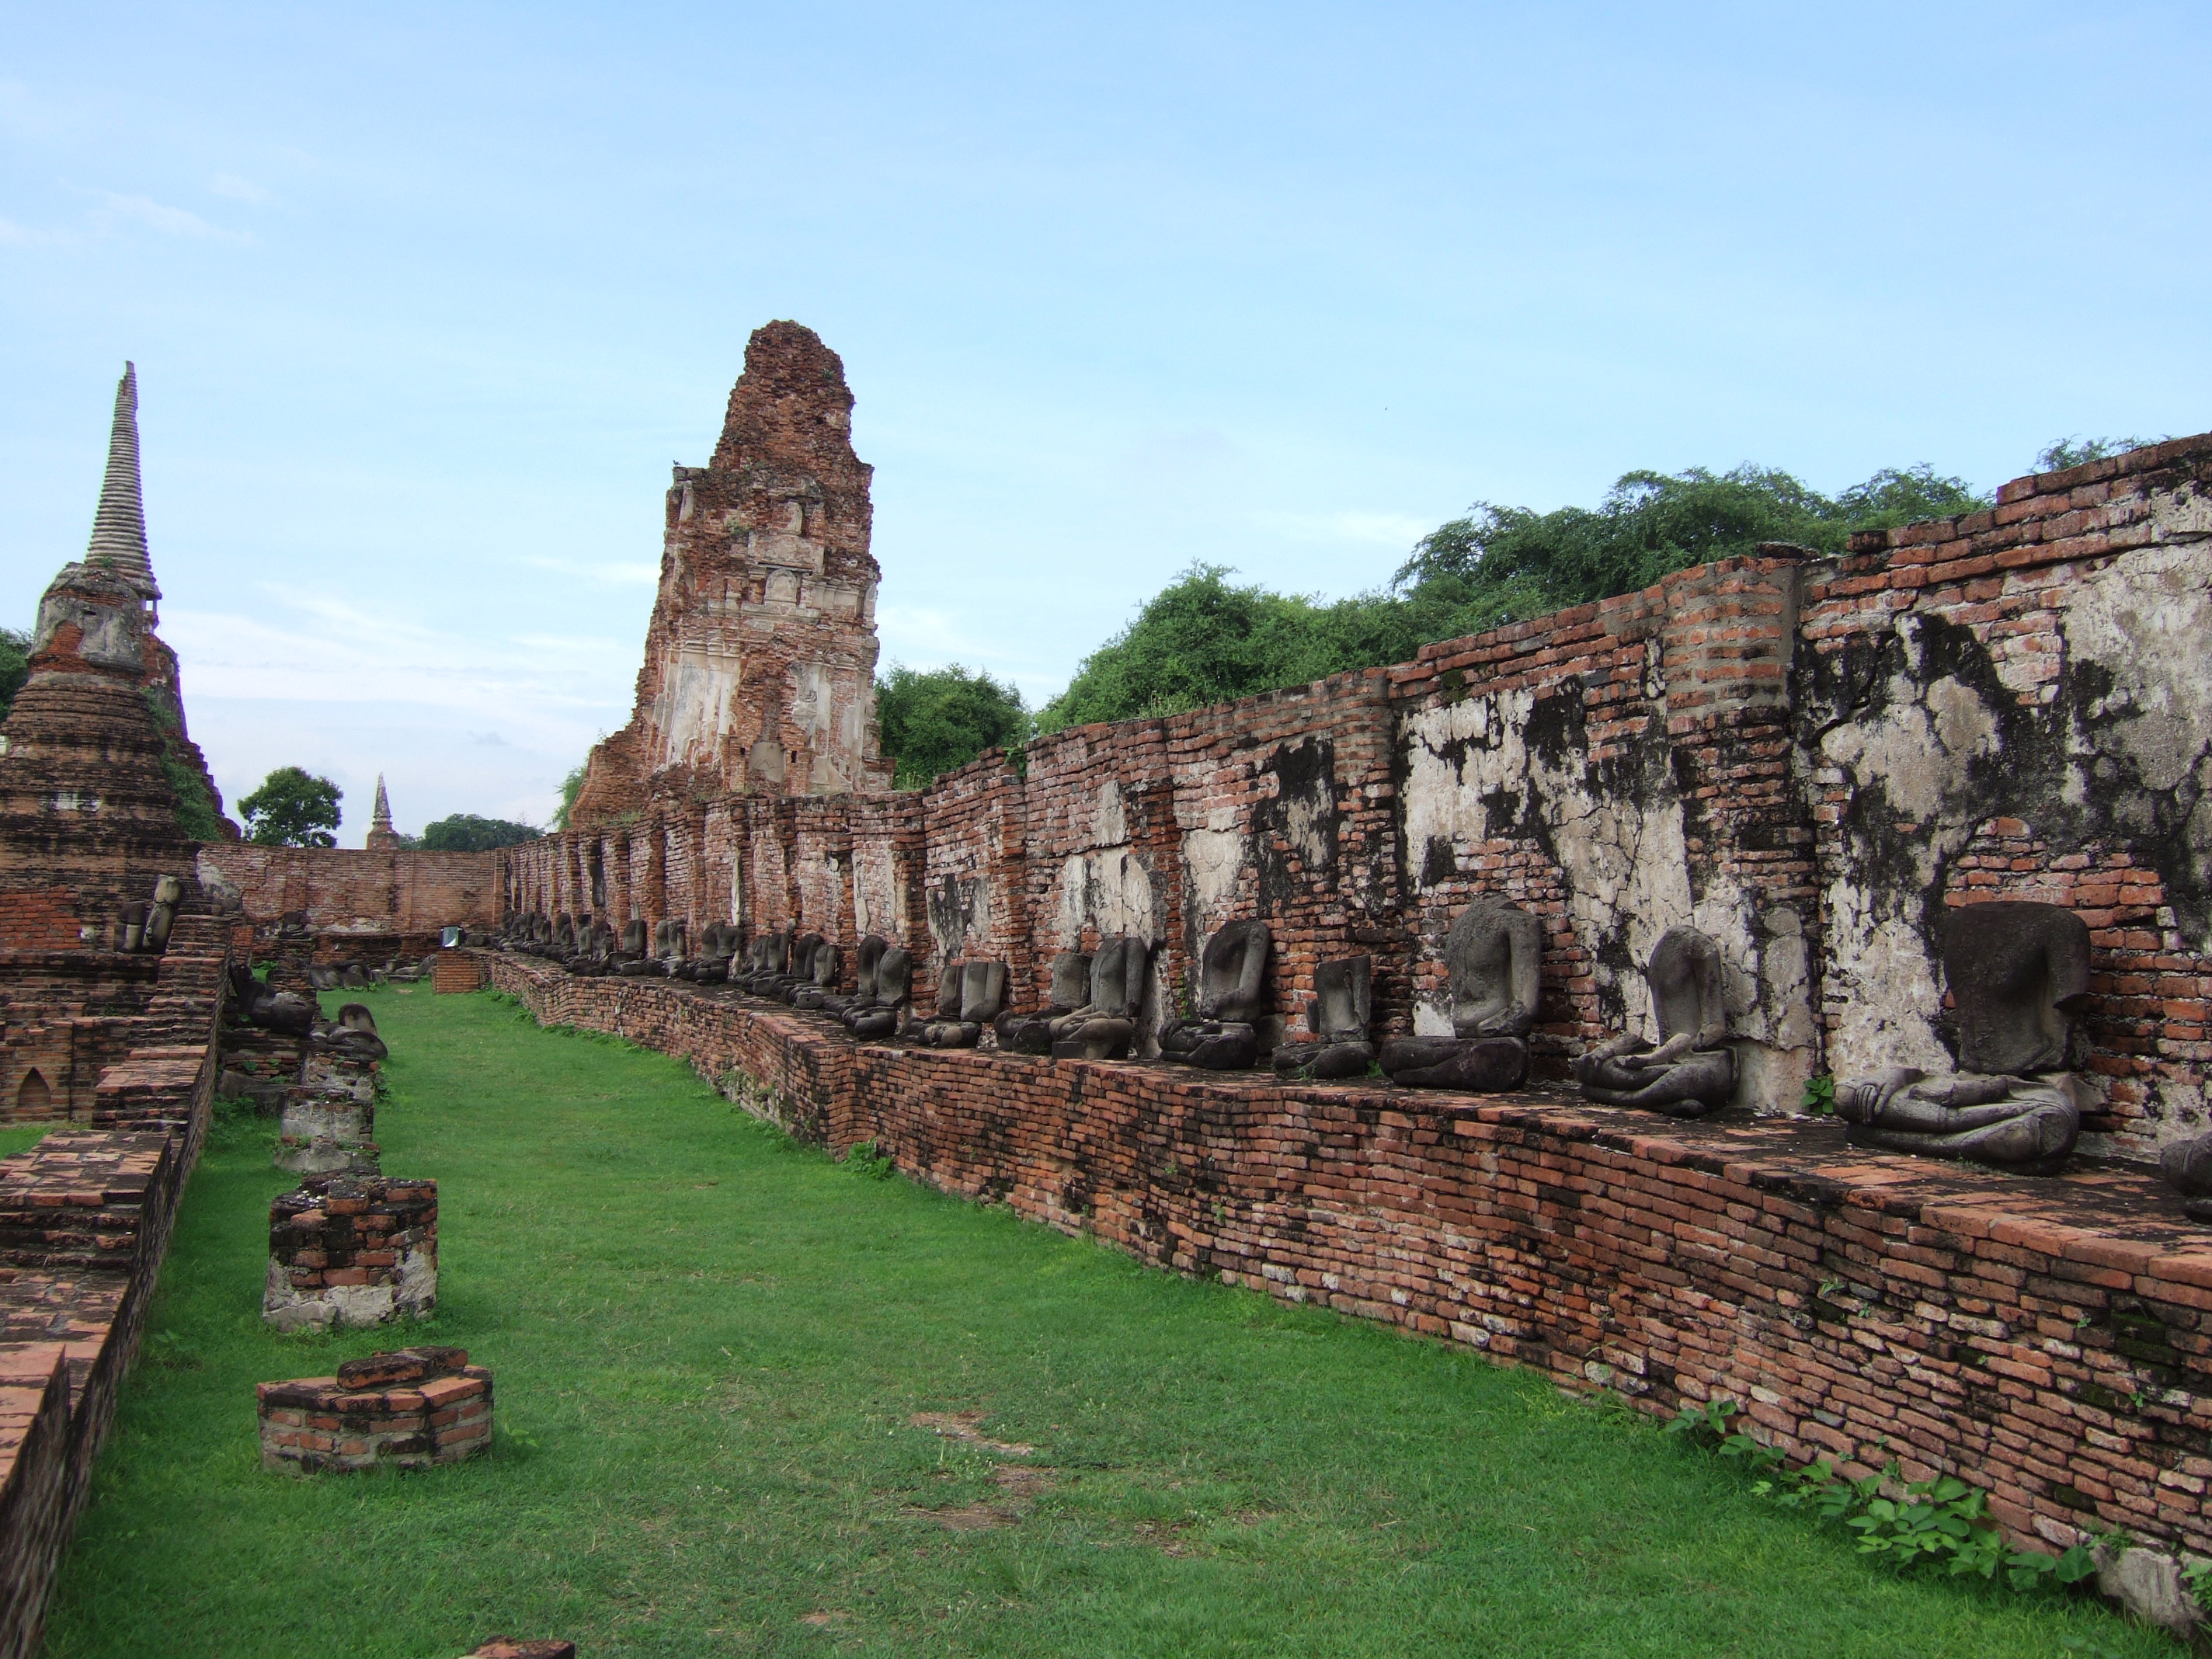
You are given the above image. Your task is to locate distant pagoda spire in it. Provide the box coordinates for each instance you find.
[85,362,159,602]
[366,773,400,850]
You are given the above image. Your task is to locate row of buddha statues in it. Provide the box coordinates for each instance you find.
[492,893,2123,1177]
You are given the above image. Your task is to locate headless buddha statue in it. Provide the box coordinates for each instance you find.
[1574,926,1735,1116]
[1835,900,2089,1170]
[1380,897,1542,1092]
[1159,920,1271,1069]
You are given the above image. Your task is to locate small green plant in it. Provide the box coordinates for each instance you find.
[1686,1398,2098,1593]
[1663,1397,1739,1449]
[1801,1073,1836,1115]
[840,1138,895,1180]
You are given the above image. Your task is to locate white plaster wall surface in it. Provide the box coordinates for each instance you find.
[651,644,742,770]
[1814,617,2005,1081]
[1051,848,1160,945]
[2063,539,2212,936]
[1400,686,1816,1106]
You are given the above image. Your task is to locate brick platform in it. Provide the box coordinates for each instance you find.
[434,951,486,995]
[489,951,2212,1561]
[258,1346,492,1473]
[264,1176,437,1331]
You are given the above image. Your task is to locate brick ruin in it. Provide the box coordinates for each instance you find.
[2,337,2211,1635]
[568,320,896,825]
[508,429,2212,1160]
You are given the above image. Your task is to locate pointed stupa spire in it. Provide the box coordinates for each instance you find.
[366,773,400,850]
[85,362,159,602]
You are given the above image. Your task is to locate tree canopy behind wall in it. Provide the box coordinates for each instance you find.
[875,663,1030,790]
[421,813,542,851]
[239,767,343,848]
[0,628,29,723]
[1035,461,1989,735]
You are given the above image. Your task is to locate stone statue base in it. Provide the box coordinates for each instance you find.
[1052,1018,1133,1061]
[1379,1036,1528,1093]
[993,1013,1060,1055]
[1835,1066,2084,1170]
[924,1021,983,1048]
[1574,1038,1733,1117]
[1160,1021,1259,1069]
[1272,1039,1375,1080]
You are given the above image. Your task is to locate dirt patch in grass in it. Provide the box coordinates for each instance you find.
[909,1409,1034,1456]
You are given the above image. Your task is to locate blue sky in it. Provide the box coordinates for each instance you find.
[3,2,2207,840]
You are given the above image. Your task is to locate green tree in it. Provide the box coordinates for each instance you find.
[421,813,542,851]
[0,627,30,723]
[2036,435,2161,472]
[1037,461,1991,732]
[876,663,1031,788]
[239,766,342,848]
[551,764,587,831]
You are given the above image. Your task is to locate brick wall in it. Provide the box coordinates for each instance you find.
[485,954,2212,1563]
[194,844,503,941]
[498,435,2212,1149]
[0,912,226,1659]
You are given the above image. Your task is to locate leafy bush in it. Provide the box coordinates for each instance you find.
[551,763,587,831]
[421,813,541,851]
[0,626,29,722]
[1668,1398,2099,1593]
[877,663,1029,788]
[1036,461,1989,732]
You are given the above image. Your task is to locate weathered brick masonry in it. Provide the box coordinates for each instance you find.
[487,951,2212,1561]
[0,913,225,1659]
[506,436,2212,1156]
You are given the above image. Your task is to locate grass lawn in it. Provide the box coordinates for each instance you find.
[39,985,2172,1658]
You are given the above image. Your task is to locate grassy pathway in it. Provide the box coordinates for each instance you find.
[40,986,2170,1657]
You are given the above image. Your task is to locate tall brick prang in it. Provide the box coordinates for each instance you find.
[571,321,895,827]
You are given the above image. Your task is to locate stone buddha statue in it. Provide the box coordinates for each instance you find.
[822,935,883,1017]
[925,961,1008,1047]
[790,939,840,1007]
[1160,920,1271,1069]
[1574,926,1735,1116]
[1049,937,1151,1060]
[1381,897,1542,1091]
[847,946,912,1040]
[994,951,1090,1054]
[1835,900,2090,1170]
[1272,955,1376,1080]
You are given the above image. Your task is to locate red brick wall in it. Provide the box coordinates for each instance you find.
[197,845,502,937]
[500,434,2212,1146]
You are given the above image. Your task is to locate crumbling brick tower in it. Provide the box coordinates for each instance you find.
[570,322,895,828]
[0,366,228,945]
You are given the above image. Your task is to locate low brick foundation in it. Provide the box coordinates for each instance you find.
[434,952,485,995]
[487,951,2212,1563]
[258,1345,492,1473]
[0,916,226,1659]
[264,1176,437,1332]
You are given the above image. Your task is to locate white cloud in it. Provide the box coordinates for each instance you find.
[209,173,280,206]
[93,192,242,241]
[0,216,58,246]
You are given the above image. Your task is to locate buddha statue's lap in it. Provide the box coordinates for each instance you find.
[1572,926,1734,1118]
[1835,902,2092,1171]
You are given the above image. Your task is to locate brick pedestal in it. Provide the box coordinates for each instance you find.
[263,1175,436,1331]
[433,951,485,994]
[258,1346,491,1473]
